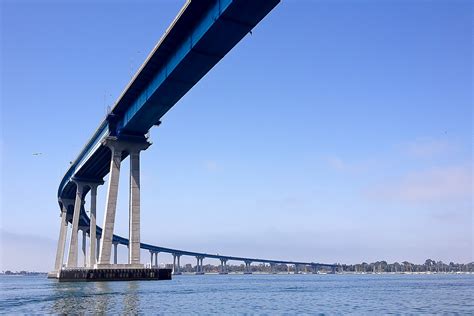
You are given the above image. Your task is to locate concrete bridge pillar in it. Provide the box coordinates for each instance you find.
[66,182,85,268]
[176,255,181,274]
[172,254,177,274]
[53,200,72,272]
[270,263,276,274]
[129,149,143,265]
[88,184,101,267]
[195,256,199,274]
[219,259,228,274]
[97,135,150,267]
[113,242,118,264]
[98,139,122,266]
[150,251,154,266]
[171,254,182,274]
[312,265,318,274]
[96,236,100,260]
[244,261,252,274]
[195,256,204,274]
[155,252,159,267]
[294,264,299,274]
[82,229,87,267]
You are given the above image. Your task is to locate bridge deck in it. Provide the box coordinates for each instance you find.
[57,1,336,270]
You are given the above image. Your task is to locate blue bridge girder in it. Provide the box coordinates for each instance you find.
[58,0,281,199]
[57,0,337,271]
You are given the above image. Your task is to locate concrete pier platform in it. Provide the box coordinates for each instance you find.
[51,268,172,282]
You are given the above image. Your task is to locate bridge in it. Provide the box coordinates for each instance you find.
[51,0,337,279]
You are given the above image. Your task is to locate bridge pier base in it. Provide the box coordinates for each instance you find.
[56,267,172,282]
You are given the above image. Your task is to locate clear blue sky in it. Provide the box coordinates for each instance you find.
[1,0,472,271]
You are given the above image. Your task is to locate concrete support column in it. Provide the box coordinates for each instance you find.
[219,259,228,274]
[129,150,141,265]
[98,141,122,266]
[53,202,70,271]
[200,258,204,273]
[172,254,177,274]
[88,185,99,267]
[113,242,118,264]
[150,251,154,266]
[97,135,150,267]
[96,236,100,260]
[155,252,158,267]
[82,230,87,267]
[270,263,276,274]
[176,255,181,274]
[66,183,84,268]
[244,261,252,274]
[294,264,299,274]
[195,257,200,274]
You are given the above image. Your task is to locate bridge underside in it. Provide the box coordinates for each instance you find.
[53,0,337,279]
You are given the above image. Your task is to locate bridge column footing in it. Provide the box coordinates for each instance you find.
[54,268,172,282]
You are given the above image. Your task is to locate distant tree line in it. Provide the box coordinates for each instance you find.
[1,270,46,275]
[170,259,473,273]
[339,259,474,273]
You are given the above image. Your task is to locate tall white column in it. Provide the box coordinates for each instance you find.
[89,185,98,267]
[54,203,69,271]
[150,251,154,266]
[172,254,177,274]
[129,150,141,265]
[98,142,122,266]
[67,183,84,268]
[82,230,87,267]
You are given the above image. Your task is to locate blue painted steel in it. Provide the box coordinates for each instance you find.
[58,0,280,200]
[118,0,233,132]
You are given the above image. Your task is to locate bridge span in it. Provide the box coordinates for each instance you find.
[52,0,337,278]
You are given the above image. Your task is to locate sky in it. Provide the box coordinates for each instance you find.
[1,0,472,271]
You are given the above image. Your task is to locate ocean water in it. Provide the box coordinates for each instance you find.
[1,274,473,314]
